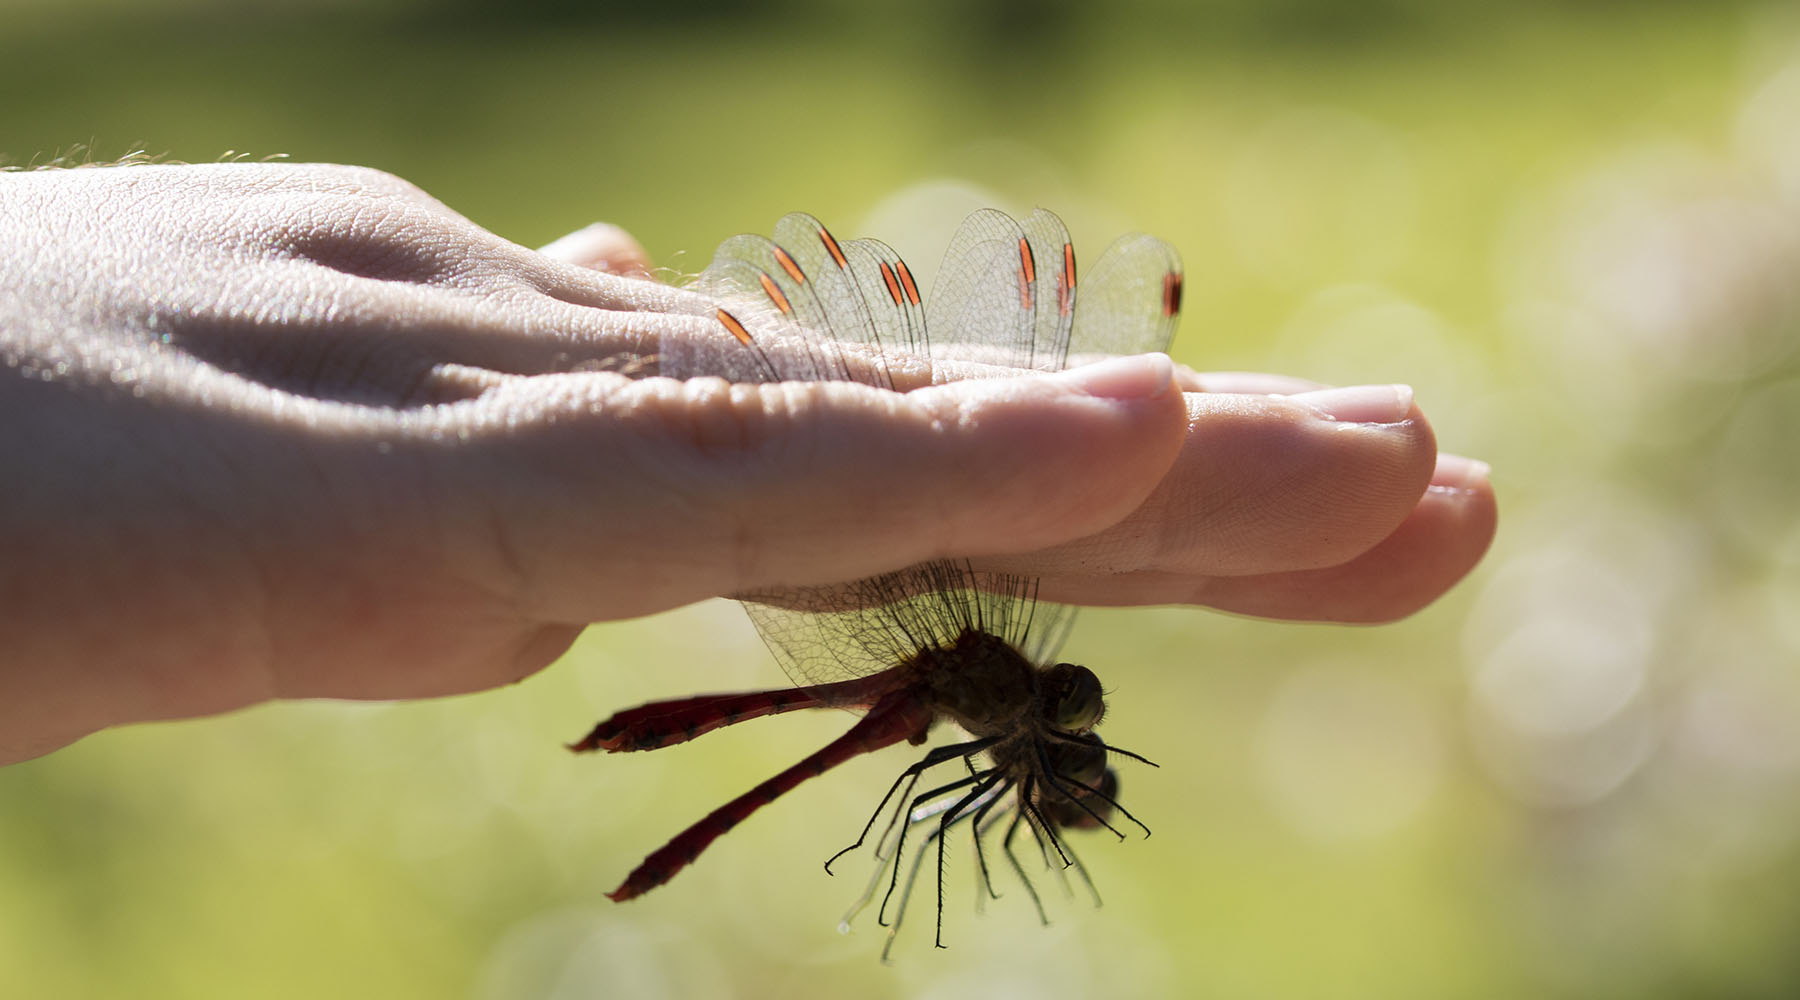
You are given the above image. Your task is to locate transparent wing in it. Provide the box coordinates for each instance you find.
[680,209,1178,687]
[922,208,1036,370]
[674,214,896,387]
[1066,231,1184,359]
[841,236,928,358]
[741,566,1076,691]
[1018,208,1077,373]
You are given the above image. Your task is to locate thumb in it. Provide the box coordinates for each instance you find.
[537,222,654,279]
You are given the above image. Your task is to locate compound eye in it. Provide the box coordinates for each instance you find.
[1043,663,1104,732]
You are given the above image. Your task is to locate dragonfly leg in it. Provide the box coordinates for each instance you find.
[967,782,1013,905]
[876,770,988,927]
[1000,806,1052,926]
[878,770,1002,961]
[824,735,996,874]
[931,773,1005,951]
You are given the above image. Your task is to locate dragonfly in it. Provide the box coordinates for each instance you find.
[572,206,1183,953]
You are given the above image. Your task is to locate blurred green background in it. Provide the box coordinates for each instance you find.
[7,0,1800,996]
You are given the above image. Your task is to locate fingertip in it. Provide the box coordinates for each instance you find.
[1320,454,1498,622]
[1190,370,1327,395]
[1166,462,1500,624]
[913,364,1189,553]
[1179,388,1438,570]
[1346,463,1498,623]
[1049,353,1176,401]
[1430,451,1493,493]
[1284,383,1415,425]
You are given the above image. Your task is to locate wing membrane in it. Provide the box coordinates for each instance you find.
[922,209,1035,370]
[677,209,1182,688]
[1067,231,1183,359]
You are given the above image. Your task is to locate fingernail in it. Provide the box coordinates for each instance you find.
[1432,452,1492,490]
[1286,384,1414,424]
[1052,353,1174,400]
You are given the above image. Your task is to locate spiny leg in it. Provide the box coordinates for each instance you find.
[881,812,950,964]
[838,769,923,932]
[931,774,1006,950]
[826,736,995,873]
[1093,738,1161,770]
[877,773,1003,963]
[878,771,988,927]
[1017,775,1079,869]
[897,766,1011,910]
[1054,827,1105,909]
[1000,806,1052,925]
[967,783,1013,907]
[841,757,1000,933]
[1047,730,1162,770]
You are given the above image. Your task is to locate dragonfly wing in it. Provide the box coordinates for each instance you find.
[1022,228,1183,660]
[1066,231,1184,359]
[841,237,928,359]
[681,215,897,387]
[749,209,1085,681]
[923,209,1035,371]
[695,209,1178,684]
[767,213,897,389]
[1019,208,1077,373]
[742,565,1072,688]
[670,237,788,382]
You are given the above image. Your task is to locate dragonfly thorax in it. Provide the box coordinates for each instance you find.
[912,629,1042,737]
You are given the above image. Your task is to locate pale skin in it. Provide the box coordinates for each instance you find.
[0,162,1497,765]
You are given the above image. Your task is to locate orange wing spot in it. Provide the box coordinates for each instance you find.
[878,261,904,306]
[757,271,794,315]
[1016,237,1036,311]
[818,226,849,269]
[895,260,921,305]
[1163,272,1185,318]
[1058,242,1076,316]
[717,308,755,346]
[772,246,806,284]
[1018,268,1032,312]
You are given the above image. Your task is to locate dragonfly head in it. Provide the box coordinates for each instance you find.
[1040,662,1105,733]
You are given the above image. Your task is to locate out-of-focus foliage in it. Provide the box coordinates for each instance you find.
[6,1,1800,997]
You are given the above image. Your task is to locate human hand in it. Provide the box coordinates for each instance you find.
[0,162,1493,764]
